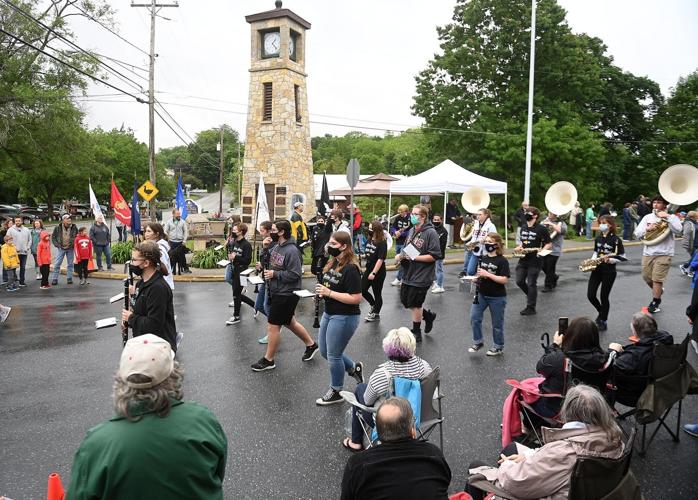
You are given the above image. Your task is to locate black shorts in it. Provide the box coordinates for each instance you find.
[400,284,429,309]
[268,294,300,326]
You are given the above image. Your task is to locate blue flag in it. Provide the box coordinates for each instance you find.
[131,180,141,236]
[176,175,188,220]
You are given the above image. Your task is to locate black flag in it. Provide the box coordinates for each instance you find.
[316,172,331,216]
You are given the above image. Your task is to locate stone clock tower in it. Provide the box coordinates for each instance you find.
[241,1,314,227]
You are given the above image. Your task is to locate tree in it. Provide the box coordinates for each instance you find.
[188,125,242,191]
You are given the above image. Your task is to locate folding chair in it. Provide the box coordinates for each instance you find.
[615,334,691,456]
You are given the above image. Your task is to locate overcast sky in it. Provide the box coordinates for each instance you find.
[70,0,698,150]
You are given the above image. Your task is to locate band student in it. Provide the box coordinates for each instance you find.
[362,221,388,322]
[541,211,567,293]
[225,223,255,325]
[586,215,626,331]
[254,221,274,344]
[634,195,682,313]
[459,208,496,279]
[390,204,412,286]
[310,214,331,276]
[251,220,319,372]
[395,204,441,342]
[514,206,552,316]
[314,231,364,406]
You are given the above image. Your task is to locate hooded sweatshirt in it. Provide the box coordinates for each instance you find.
[267,237,302,296]
[37,231,52,266]
[401,221,442,288]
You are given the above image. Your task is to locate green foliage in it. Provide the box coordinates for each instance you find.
[191,246,227,269]
[111,241,135,264]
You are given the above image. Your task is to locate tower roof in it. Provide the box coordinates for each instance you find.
[245,1,311,29]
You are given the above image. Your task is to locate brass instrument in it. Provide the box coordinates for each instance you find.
[579,252,617,272]
[460,222,474,243]
[513,247,551,258]
[641,211,672,246]
[544,181,577,240]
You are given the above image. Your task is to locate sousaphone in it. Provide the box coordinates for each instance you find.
[644,164,698,245]
[544,181,577,238]
[460,187,490,242]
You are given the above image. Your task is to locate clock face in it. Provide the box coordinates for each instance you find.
[263,32,280,56]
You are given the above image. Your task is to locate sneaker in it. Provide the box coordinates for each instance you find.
[254,310,259,318]
[183,269,192,274]
[679,265,688,275]
[316,388,343,406]
[228,301,235,307]
[468,343,484,353]
[7,286,18,292]
[302,342,319,362]
[390,278,401,286]
[648,301,661,314]
[683,423,698,437]
[541,286,553,293]
[486,348,504,356]
[251,357,276,372]
[431,286,445,294]
[423,309,436,333]
[413,330,423,343]
[35,275,42,280]
[258,335,269,344]
[97,267,104,271]
[520,307,536,316]
[107,267,115,271]
[597,319,608,331]
[40,285,50,290]
[79,279,86,286]
[225,316,241,325]
[18,283,26,287]
[176,332,184,350]
[51,280,58,286]
[365,312,379,322]
[349,362,364,384]
[67,279,73,285]
[458,271,466,279]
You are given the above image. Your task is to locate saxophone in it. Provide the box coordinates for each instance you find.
[641,211,671,246]
[513,248,541,258]
[579,252,617,272]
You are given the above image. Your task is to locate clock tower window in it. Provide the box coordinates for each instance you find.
[294,85,301,123]
[263,82,273,121]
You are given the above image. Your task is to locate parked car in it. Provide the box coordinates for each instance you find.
[20,207,50,220]
[0,207,38,225]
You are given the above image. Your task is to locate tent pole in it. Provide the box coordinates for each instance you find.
[388,191,392,216]
[504,188,509,248]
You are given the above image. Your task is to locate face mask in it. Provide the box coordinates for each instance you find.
[232,231,239,237]
[327,246,342,257]
[599,223,609,233]
[433,222,442,227]
[368,228,374,234]
[129,263,144,276]
[317,222,325,227]
[485,243,497,253]
[525,213,534,221]
[270,232,280,242]
[410,214,419,225]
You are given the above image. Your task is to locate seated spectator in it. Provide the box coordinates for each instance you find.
[67,335,227,499]
[341,397,451,500]
[342,327,431,452]
[527,317,609,424]
[610,312,673,406]
[466,384,624,500]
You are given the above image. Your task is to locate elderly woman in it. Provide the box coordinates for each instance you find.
[466,384,624,500]
[342,327,432,451]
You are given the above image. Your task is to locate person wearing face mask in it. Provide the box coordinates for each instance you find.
[390,204,412,286]
[395,205,442,342]
[121,241,178,353]
[144,222,174,290]
[328,208,351,235]
[314,231,364,405]
[431,214,448,294]
[225,223,255,325]
[310,215,331,276]
[469,233,510,356]
[362,221,388,321]
[514,206,552,316]
[164,208,190,274]
[540,212,567,293]
[587,215,626,331]
[459,208,497,279]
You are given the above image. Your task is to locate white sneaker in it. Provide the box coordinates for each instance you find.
[225,316,240,325]
[431,286,445,294]
[391,278,401,286]
[228,301,235,307]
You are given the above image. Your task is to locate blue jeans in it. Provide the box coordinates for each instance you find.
[95,244,112,268]
[622,223,632,241]
[318,313,360,390]
[254,281,270,316]
[586,220,593,239]
[351,383,374,445]
[435,259,444,287]
[17,253,28,284]
[470,293,506,349]
[465,252,479,275]
[395,243,405,281]
[51,247,74,282]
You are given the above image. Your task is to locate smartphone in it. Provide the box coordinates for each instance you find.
[558,317,569,335]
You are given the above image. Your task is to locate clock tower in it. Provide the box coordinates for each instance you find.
[241,1,314,227]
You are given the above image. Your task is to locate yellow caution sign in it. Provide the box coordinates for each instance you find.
[138,180,159,202]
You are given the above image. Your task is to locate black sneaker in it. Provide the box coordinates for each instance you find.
[251,357,276,372]
[413,330,423,343]
[468,343,484,353]
[486,347,504,356]
[316,388,343,406]
[520,307,536,316]
[423,309,436,333]
[648,302,661,314]
[458,271,466,278]
[67,279,73,285]
[302,342,319,362]
[597,320,608,331]
[225,316,241,325]
[365,312,380,322]
[349,362,364,384]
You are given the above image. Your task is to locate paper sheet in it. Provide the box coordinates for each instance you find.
[240,268,255,276]
[109,292,125,303]
[0,304,11,323]
[95,317,117,329]
[293,289,315,298]
[248,275,264,285]
[214,244,224,251]
[402,243,420,260]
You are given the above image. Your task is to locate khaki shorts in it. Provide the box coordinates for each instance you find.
[641,255,672,284]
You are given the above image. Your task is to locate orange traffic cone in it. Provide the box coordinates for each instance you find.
[47,472,65,500]
[641,306,650,314]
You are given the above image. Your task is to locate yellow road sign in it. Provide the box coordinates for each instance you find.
[138,180,159,202]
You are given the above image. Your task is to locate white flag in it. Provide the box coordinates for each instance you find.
[89,182,104,220]
[256,174,270,231]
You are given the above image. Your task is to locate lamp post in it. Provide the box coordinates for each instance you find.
[523,0,537,204]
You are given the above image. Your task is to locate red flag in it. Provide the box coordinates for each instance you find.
[111,180,132,225]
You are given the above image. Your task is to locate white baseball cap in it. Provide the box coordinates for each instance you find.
[118,334,174,389]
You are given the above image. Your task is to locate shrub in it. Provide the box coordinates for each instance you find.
[191,246,227,269]
[111,241,135,264]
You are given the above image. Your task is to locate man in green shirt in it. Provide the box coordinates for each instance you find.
[67,335,227,499]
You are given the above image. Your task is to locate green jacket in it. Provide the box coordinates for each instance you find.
[67,400,227,500]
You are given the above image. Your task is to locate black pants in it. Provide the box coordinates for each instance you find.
[232,271,255,316]
[310,255,327,276]
[515,262,542,308]
[361,267,386,314]
[541,254,559,289]
[464,443,519,500]
[76,259,89,279]
[587,270,616,321]
[40,264,50,287]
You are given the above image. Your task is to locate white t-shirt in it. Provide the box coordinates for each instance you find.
[470,219,497,256]
[634,213,682,256]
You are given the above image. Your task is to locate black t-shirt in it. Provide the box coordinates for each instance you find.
[477,254,510,297]
[364,239,387,271]
[322,262,361,315]
[593,233,625,273]
[391,215,412,244]
[519,223,551,264]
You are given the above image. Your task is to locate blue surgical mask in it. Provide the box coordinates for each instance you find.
[599,223,609,233]
[410,214,419,225]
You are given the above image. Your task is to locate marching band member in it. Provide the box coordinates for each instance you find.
[362,221,388,321]
[459,208,496,278]
[541,212,567,293]
[390,204,412,286]
[514,207,552,316]
[225,223,255,325]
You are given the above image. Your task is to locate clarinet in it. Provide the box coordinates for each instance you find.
[253,246,261,294]
[472,259,481,305]
[313,269,322,328]
[121,270,133,346]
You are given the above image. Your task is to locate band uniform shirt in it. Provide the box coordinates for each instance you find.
[477,255,510,297]
[470,219,497,256]
[634,212,682,256]
[391,215,412,245]
[591,234,626,273]
[518,224,552,265]
[322,262,362,315]
[364,239,387,271]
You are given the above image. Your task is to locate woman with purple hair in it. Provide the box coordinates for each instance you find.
[342,327,432,451]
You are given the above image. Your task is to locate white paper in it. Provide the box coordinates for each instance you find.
[248,275,264,285]
[109,292,125,303]
[214,244,224,251]
[240,276,248,287]
[95,317,117,329]
[293,289,315,298]
[217,259,231,267]
[537,249,552,257]
[402,243,420,260]
[0,304,11,323]
[240,268,255,276]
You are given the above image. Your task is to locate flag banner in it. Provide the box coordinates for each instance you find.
[110,180,131,225]
[89,182,104,220]
[256,173,270,231]
[317,172,331,216]
[176,176,188,220]
[131,180,141,236]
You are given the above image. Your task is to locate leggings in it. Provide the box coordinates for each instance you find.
[76,259,90,279]
[361,267,386,314]
[587,270,616,321]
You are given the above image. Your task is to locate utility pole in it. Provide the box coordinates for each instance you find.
[523,0,536,204]
[218,126,224,215]
[131,0,178,221]
[238,143,242,207]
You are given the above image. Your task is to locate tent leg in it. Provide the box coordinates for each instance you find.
[504,189,509,248]
[388,192,392,217]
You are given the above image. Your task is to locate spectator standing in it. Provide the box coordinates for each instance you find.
[622,203,633,241]
[569,201,582,237]
[89,216,113,271]
[74,227,93,285]
[290,201,310,256]
[115,217,128,242]
[598,202,611,218]
[164,208,190,274]
[0,219,10,284]
[680,211,697,274]
[445,198,461,247]
[1,234,20,292]
[636,195,651,218]
[431,214,448,294]
[50,214,78,285]
[514,201,528,239]
[7,216,32,287]
[585,203,596,239]
[390,204,412,286]
[30,219,44,281]
[351,204,364,254]
[37,230,52,289]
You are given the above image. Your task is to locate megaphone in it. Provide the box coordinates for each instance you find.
[658,164,698,206]
[544,181,577,217]
[461,187,490,214]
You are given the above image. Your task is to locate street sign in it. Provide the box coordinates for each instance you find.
[346,158,360,188]
[138,180,159,202]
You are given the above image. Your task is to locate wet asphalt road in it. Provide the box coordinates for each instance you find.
[1,244,697,499]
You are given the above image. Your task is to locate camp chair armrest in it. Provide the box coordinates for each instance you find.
[467,474,516,499]
[340,391,377,413]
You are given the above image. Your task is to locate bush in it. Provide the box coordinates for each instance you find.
[191,246,227,269]
[111,241,135,264]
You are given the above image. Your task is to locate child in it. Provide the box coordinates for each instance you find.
[73,227,93,285]
[1,234,20,292]
[37,230,52,289]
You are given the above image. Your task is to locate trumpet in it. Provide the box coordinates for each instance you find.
[579,253,617,272]
[513,247,552,258]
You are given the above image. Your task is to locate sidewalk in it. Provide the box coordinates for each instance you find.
[71,239,642,282]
